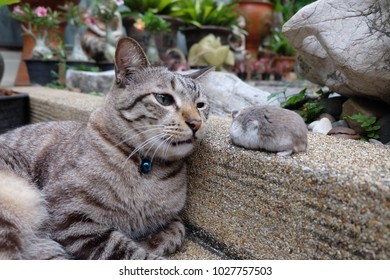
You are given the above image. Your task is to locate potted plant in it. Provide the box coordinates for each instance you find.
[121,0,183,56]
[187,34,234,70]
[58,1,92,64]
[261,0,315,80]
[235,0,274,57]
[265,28,297,80]
[131,11,171,64]
[87,0,124,69]
[173,0,238,50]
[11,3,62,85]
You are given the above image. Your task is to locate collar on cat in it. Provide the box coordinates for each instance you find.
[140,157,153,174]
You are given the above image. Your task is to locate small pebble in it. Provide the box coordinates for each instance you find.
[332,120,349,128]
[309,118,333,135]
[327,127,361,140]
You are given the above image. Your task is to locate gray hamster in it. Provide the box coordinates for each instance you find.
[230,105,308,156]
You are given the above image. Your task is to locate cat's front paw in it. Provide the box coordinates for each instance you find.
[140,219,185,256]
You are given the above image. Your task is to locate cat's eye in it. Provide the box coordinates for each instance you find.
[154,93,174,106]
[197,102,206,109]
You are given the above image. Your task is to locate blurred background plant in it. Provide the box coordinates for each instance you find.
[122,0,180,17]
[172,0,237,28]
[58,1,92,61]
[11,3,62,59]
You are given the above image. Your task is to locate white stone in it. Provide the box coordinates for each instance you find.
[283,0,390,105]
[200,71,279,116]
[309,118,333,135]
[66,69,114,95]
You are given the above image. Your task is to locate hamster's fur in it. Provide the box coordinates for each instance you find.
[230,105,308,156]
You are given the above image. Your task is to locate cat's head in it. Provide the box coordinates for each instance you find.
[105,37,213,161]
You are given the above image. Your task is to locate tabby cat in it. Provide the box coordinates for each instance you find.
[0,37,213,260]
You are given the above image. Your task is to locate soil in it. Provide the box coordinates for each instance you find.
[0,88,20,97]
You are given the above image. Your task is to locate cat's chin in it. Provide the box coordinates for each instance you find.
[158,141,196,161]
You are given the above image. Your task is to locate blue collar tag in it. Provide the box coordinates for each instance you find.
[140,158,152,174]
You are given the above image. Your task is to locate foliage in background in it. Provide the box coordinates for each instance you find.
[267,28,296,56]
[273,0,316,22]
[11,4,62,35]
[134,11,171,33]
[58,2,91,28]
[265,0,316,56]
[268,87,325,123]
[344,113,381,140]
[11,3,62,58]
[123,0,180,16]
[171,0,237,28]
[0,0,19,7]
[94,0,123,23]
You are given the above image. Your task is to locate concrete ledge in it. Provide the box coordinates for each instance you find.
[11,87,390,259]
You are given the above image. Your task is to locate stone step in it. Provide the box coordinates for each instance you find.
[10,87,390,259]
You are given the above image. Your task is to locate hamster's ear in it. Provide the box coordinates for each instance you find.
[232,110,240,119]
[185,66,215,80]
[115,37,151,88]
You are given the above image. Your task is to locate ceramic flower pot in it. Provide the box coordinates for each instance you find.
[0,89,29,134]
[236,0,274,57]
[25,59,59,85]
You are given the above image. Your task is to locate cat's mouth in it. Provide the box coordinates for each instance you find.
[170,138,194,146]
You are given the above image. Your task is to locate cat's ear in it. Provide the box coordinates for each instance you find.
[185,66,215,80]
[115,37,151,87]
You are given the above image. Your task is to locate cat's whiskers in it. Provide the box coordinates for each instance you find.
[144,133,169,159]
[116,127,164,147]
[150,135,173,164]
[163,136,175,158]
[124,133,166,166]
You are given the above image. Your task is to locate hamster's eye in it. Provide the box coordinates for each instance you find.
[154,93,174,106]
[196,102,206,109]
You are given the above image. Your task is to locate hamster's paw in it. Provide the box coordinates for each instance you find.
[277,150,293,156]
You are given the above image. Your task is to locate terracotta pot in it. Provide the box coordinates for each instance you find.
[236,0,274,57]
[180,26,232,51]
[273,56,296,74]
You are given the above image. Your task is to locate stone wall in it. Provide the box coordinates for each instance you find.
[17,87,390,259]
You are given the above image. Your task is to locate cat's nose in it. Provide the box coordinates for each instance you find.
[186,119,202,133]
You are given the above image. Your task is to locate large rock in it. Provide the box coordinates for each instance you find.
[283,0,390,105]
[66,69,277,116]
[201,71,278,116]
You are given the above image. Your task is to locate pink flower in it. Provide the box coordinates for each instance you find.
[114,0,124,6]
[34,6,48,17]
[13,5,24,15]
[83,13,96,25]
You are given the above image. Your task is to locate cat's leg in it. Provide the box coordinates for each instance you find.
[52,213,163,260]
[138,216,185,256]
[25,237,68,260]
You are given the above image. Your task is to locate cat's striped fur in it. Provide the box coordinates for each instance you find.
[0,37,213,259]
